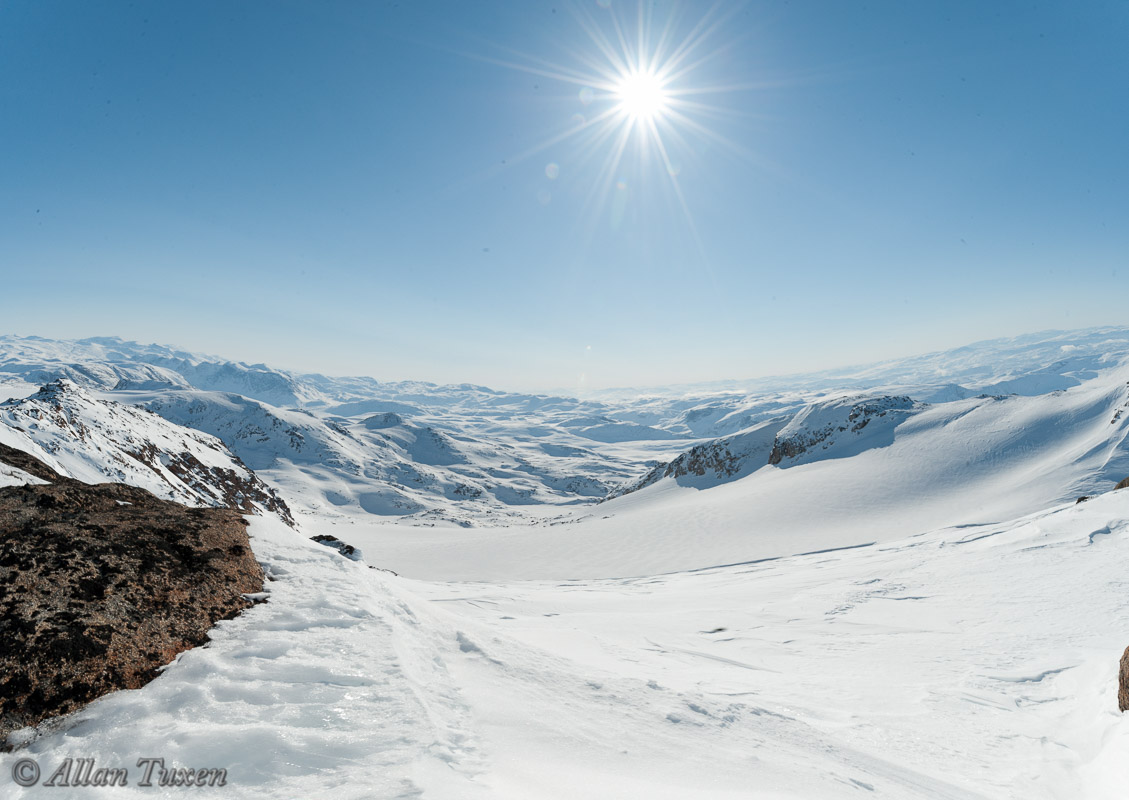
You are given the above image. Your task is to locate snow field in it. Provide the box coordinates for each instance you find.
[9,490,1129,797]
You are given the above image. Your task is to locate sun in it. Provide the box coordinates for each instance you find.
[473,1,753,241]
[614,69,668,121]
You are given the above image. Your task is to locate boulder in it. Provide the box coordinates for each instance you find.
[0,445,264,742]
[1121,646,1129,712]
[310,534,362,561]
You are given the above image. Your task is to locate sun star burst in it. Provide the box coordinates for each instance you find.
[475,1,755,242]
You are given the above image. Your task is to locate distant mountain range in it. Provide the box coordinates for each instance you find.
[1,327,1128,551]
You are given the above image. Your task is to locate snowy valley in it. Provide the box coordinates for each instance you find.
[2,328,1129,798]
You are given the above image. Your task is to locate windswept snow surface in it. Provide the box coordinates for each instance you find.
[0,461,46,488]
[4,498,1129,798]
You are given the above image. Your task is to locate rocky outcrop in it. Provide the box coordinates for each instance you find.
[363,412,404,429]
[0,445,264,742]
[768,396,916,466]
[1115,477,1129,491]
[130,440,294,526]
[664,440,746,481]
[310,534,361,561]
[607,395,919,500]
[0,443,59,483]
[1120,647,1129,712]
[605,420,785,501]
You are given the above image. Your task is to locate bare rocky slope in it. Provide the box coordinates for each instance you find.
[0,443,264,742]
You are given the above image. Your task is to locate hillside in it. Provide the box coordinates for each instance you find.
[4,472,1127,798]
[0,380,292,524]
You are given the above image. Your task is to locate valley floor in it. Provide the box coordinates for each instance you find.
[5,492,1128,798]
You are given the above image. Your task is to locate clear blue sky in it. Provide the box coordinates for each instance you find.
[2,1,1126,393]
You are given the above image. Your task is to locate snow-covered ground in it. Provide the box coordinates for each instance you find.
[4,496,1128,798]
[2,328,1129,797]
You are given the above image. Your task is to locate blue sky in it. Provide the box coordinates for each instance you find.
[1,1,1126,393]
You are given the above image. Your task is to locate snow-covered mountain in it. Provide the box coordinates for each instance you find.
[606,416,787,498]
[111,388,646,526]
[593,325,1129,399]
[3,328,1129,538]
[0,336,679,525]
[0,334,618,413]
[609,394,921,499]
[0,380,292,524]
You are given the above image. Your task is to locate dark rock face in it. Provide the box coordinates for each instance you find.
[0,445,264,742]
[665,441,747,481]
[607,440,749,500]
[1120,647,1129,712]
[136,441,296,527]
[0,443,59,483]
[1115,477,1129,491]
[310,534,360,561]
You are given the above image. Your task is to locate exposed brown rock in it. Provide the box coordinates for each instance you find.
[128,439,295,527]
[0,447,263,742]
[0,442,59,483]
[1115,476,1129,491]
[1120,647,1129,712]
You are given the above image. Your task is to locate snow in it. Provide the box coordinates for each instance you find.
[107,387,656,527]
[4,497,1128,798]
[1,518,484,798]
[2,329,1129,797]
[0,461,47,488]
